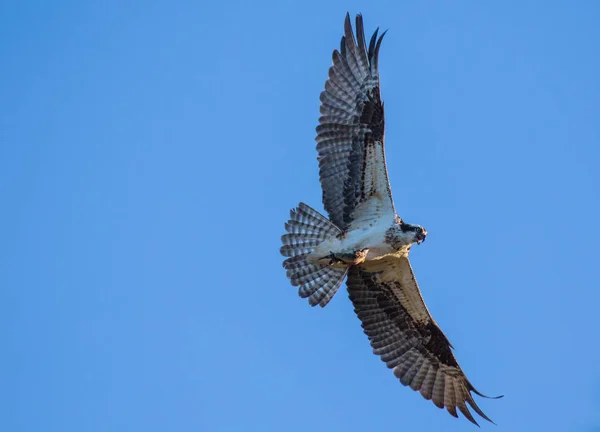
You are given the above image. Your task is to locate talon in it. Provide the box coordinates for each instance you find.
[319,249,369,266]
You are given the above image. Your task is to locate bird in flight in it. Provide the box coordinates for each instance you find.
[280,13,501,426]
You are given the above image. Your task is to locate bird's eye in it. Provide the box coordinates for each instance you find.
[416,227,422,233]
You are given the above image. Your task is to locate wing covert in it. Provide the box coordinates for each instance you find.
[346,257,500,426]
[316,13,395,230]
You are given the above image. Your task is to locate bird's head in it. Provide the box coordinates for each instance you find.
[414,226,427,244]
[401,223,428,245]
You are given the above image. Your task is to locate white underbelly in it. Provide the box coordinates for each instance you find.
[365,242,395,260]
[309,221,393,263]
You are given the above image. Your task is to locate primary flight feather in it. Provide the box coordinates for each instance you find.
[280,13,501,426]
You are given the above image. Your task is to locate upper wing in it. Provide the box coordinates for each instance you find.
[316,14,395,230]
[346,256,500,426]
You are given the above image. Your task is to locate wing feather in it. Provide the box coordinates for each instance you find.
[316,13,394,229]
[347,257,501,426]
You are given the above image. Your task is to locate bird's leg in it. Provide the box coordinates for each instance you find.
[320,249,369,266]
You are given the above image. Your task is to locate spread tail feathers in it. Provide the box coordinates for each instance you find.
[280,203,348,307]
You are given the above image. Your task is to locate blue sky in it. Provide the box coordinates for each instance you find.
[2,1,600,431]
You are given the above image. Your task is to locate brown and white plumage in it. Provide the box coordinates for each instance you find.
[280,13,501,426]
[281,203,348,307]
[347,256,499,425]
[316,14,394,229]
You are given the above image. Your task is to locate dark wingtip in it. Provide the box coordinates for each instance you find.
[477,392,504,400]
[466,396,497,426]
[355,13,363,30]
[458,403,480,427]
[344,12,352,34]
[467,378,504,399]
[482,416,498,427]
[340,12,352,57]
[368,27,379,59]
[343,12,351,35]
[460,380,503,425]
[374,29,388,63]
[470,386,504,400]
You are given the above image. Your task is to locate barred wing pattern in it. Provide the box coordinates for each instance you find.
[316,14,395,230]
[282,13,502,426]
[347,256,499,426]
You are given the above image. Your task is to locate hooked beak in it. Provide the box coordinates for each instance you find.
[416,230,427,245]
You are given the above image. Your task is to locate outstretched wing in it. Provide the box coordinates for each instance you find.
[316,13,395,230]
[346,256,500,426]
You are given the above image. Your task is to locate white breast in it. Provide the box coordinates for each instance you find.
[343,218,395,259]
[307,217,398,264]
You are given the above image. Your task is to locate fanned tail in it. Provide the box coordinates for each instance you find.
[280,203,348,307]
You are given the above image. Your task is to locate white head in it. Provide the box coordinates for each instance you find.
[400,222,428,245]
[386,221,428,250]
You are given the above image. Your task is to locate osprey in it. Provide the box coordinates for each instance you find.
[280,13,501,426]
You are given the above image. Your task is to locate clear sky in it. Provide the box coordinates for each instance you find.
[2,1,600,431]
